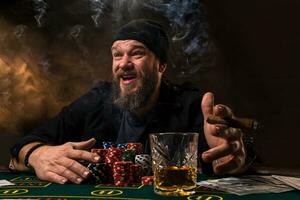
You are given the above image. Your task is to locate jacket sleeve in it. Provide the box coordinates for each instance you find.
[10,82,110,159]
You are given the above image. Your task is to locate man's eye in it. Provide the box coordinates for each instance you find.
[113,52,122,57]
[132,51,145,56]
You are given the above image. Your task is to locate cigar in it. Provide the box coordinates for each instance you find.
[207,115,262,131]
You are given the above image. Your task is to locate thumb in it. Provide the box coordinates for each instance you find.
[201,92,214,121]
[72,138,96,150]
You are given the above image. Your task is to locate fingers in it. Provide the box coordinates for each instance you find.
[201,92,214,120]
[71,138,96,150]
[213,155,245,175]
[56,158,90,184]
[30,141,99,184]
[42,171,67,184]
[40,157,91,184]
[67,149,100,163]
[41,165,86,184]
[213,104,233,118]
[202,140,240,163]
[203,138,246,175]
[213,127,242,140]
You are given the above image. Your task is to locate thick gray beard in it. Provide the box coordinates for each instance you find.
[112,72,158,113]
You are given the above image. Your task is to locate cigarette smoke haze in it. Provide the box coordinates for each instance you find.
[0,0,213,134]
[33,0,48,27]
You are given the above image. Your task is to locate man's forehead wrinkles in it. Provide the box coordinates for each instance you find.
[111,40,147,51]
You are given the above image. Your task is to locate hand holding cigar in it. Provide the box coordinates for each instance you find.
[207,115,262,131]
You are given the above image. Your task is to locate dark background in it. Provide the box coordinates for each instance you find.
[0,0,299,169]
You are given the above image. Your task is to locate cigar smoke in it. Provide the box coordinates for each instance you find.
[33,0,48,27]
[107,0,215,77]
[142,0,215,77]
[0,0,213,134]
[89,0,109,28]
[0,57,54,133]
[0,21,100,134]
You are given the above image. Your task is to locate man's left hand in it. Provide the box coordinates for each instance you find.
[201,92,247,175]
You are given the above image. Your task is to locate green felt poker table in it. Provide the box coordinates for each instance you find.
[0,171,299,200]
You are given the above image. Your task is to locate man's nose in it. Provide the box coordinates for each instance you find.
[119,54,134,69]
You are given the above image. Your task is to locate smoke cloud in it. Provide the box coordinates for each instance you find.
[0,0,214,134]
[89,0,109,28]
[142,0,215,76]
[33,0,48,27]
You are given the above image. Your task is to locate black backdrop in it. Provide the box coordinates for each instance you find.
[0,0,299,169]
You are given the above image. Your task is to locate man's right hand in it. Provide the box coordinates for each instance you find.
[29,138,100,184]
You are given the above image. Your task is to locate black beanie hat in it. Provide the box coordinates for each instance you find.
[112,19,169,63]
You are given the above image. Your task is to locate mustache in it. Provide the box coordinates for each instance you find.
[114,69,138,80]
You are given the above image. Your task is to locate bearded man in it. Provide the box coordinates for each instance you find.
[9,19,255,184]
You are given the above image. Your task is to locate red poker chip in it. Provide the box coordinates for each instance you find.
[131,164,142,168]
[108,147,123,153]
[113,177,126,181]
[113,173,127,177]
[113,170,126,173]
[141,176,153,185]
[113,168,127,171]
[114,181,130,187]
[115,180,130,183]
[113,172,127,175]
[91,148,108,162]
[113,166,125,171]
[114,161,133,165]
[105,157,121,164]
[113,169,126,173]
[113,168,126,171]
[126,143,142,154]
[113,174,127,178]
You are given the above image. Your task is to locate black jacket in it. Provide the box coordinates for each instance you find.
[11,79,213,170]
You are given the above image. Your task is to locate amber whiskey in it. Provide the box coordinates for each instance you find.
[154,165,197,191]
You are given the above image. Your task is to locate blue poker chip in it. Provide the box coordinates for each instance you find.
[117,143,127,149]
[102,141,114,149]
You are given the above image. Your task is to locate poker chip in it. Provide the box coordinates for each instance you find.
[127,143,143,154]
[135,154,152,176]
[113,161,132,186]
[105,163,114,183]
[122,149,136,162]
[91,148,108,163]
[130,164,142,184]
[102,141,115,149]
[141,176,153,185]
[117,143,127,149]
[87,142,152,187]
[87,163,109,183]
[105,147,123,164]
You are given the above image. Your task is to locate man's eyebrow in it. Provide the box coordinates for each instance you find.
[111,44,147,51]
[111,46,118,51]
[131,45,147,50]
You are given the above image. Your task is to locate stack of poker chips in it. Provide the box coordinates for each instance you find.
[86,142,153,186]
[113,161,132,186]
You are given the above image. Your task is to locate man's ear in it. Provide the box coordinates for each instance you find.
[158,62,167,73]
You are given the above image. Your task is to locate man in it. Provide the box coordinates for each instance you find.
[9,19,254,184]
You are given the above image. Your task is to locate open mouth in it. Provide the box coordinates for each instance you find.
[120,73,137,85]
